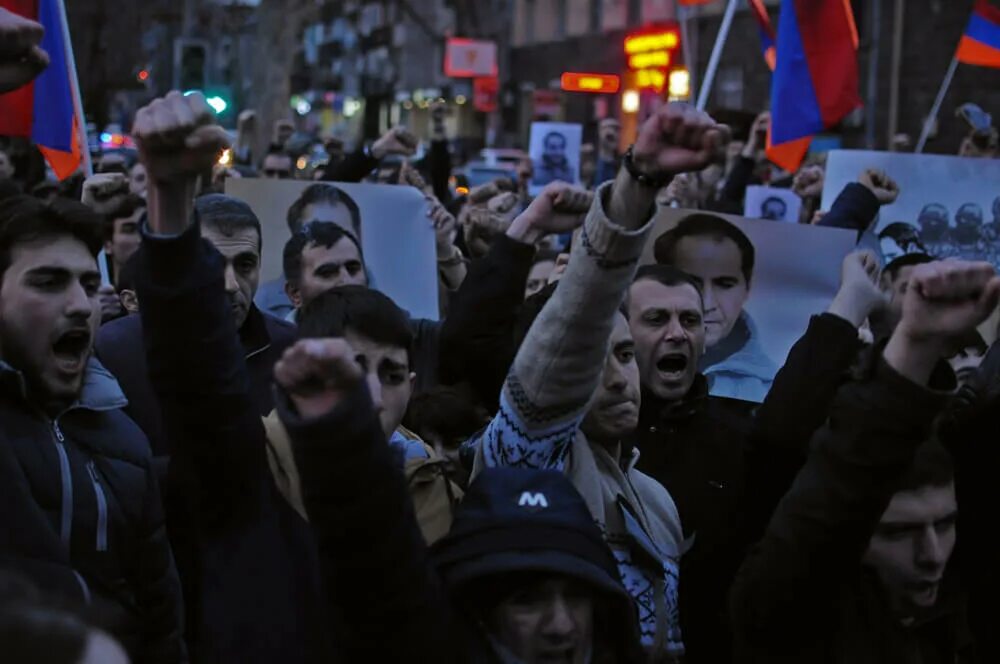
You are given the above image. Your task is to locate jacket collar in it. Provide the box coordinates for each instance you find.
[640,373,710,426]
[240,304,273,361]
[0,356,128,415]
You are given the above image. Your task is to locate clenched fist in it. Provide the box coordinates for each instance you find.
[898,261,1000,343]
[0,8,49,94]
[81,173,130,214]
[132,91,231,185]
[858,169,900,206]
[372,127,418,160]
[508,182,592,245]
[274,338,365,419]
[632,103,728,179]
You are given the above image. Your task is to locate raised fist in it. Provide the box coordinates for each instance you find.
[0,8,49,94]
[426,196,457,252]
[81,173,130,214]
[898,260,1000,344]
[830,250,888,325]
[132,91,231,185]
[632,103,728,179]
[509,182,593,244]
[372,127,418,160]
[793,164,825,199]
[858,169,900,206]
[274,338,365,419]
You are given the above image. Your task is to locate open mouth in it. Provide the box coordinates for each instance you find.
[52,329,91,373]
[656,353,689,375]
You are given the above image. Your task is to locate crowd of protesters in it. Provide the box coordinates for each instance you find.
[3,7,1000,664]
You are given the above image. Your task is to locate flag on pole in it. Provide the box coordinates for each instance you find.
[0,0,83,180]
[766,0,861,172]
[748,0,777,71]
[956,1,1000,68]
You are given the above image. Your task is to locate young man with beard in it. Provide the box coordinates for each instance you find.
[731,259,1000,662]
[0,195,184,662]
[470,102,727,659]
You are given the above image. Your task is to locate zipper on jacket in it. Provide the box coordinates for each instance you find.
[86,461,109,552]
[51,420,73,548]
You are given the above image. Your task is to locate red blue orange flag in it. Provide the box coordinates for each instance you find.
[956,1,1000,68]
[0,0,83,180]
[766,0,861,172]
[748,0,777,71]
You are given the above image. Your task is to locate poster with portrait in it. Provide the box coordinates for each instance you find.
[528,122,582,196]
[822,150,1000,268]
[226,178,440,320]
[744,185,803,223]
[640,208,857,402]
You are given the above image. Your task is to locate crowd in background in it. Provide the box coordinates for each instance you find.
[3,6,1000,664]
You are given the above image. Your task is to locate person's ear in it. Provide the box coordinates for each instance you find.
[119,289,139,315]
[408,372,416,392]
[285,281,302,309]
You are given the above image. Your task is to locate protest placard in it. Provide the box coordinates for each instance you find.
[226,178,440,320]
[642,207,857,402]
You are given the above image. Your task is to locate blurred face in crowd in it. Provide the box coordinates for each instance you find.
[669,234,750,347]
[105,208,143,276]
[263,153,293,179]
[599,120,620,156]
[289,237,367,309]
[517,158,534,191]
[344,328,414,439]
[881,265,918,333]
[0,235,101,411]
[129,162,147,198]
[863,483,957,614]
[486,575,595,664]
[0,150,14,180]
[627,279,706,401]
[525,259,556,299]
[201,225,260,330]
[581,313,640,445]
[949,345,986,386]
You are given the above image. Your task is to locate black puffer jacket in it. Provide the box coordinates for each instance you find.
[0,359,185,663]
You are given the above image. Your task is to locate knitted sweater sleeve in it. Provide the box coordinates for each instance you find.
[479,181,655,471]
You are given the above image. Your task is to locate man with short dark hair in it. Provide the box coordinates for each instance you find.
[654,213,777,402]
[731,259,1000,662]
[282,222,366,312]
[261,148,293,179]
[255,184,363,318]
[532,131,574,186]
[0,195,184,662]
[102,193,145,287]
[95,193,297,462]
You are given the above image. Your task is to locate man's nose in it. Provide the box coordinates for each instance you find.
[542,594,578,638]
[366,373,383,412]
[916,526,948,569]
[223,265,239,293]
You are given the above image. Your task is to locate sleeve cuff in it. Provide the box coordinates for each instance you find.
[581,181,655,266]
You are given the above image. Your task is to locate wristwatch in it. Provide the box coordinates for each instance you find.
[623,145,671,189]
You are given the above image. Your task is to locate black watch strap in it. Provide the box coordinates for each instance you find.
[623,145,671,188]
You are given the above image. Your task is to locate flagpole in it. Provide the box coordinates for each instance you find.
[915,56,959,154]
[696,0,739,111]
[54,0,92,176]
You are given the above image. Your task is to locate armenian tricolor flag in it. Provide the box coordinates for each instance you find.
[0,0,84,180]
[766,0,861,172]
[748,0,776,71]
[956,1,1000,68]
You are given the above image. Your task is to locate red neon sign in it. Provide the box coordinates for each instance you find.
[560,72,621,94]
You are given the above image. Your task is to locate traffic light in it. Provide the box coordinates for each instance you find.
[179,43,206,91]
